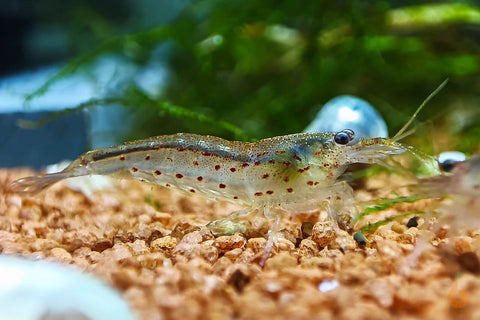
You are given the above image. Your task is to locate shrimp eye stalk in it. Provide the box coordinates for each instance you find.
[334,129,355,145]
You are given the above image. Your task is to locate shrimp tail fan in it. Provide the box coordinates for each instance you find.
[10,172,73,194]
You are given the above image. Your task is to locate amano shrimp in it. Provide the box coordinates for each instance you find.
[11,130,407,264]
[11,130,405,210]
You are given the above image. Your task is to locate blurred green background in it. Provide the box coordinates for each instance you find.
[6,0,480,155]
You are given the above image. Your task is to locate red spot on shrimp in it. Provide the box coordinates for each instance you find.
[230,168,236,172]
[167,157,173,162]
[268,159,275,164]
[202,151,212,156]
[120,156,126,161]
[132,167,138,172]
[275,150,286,154]
[254,192,263,196]
[145,155,150,160]
[283,177,289,182]
[219,183,226,189]
[266,190,274,195]
[287,188,293,193]
[262,174,269,179]
[314,181,319,185]
[323,163,330,167]
[152,147,160,151]
[154,170,162,175]
[336,196,342,200]
[215,165,221,171]
[293,153,302,161]
[242,163,250,168]
[177,147,186,152]
[298,166,310,173]
[314,151,322,155]
[190,189,196,193]
[257,151,268,157]
[233,196,239,200]
[307,181,314,186]
[176,173,183,179]
[165,183,171,187]
[333,162,340,168]
[197,176,203,181]
[283,161,291,166]
[193,161,199,166]
[254,161,261,166]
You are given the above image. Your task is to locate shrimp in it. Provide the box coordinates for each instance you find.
[10,130,405,211]
[414,154,480,230]
[10,129,408,264]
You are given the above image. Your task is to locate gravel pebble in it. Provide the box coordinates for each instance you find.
[150,236,177,251]
[311,221,336,248]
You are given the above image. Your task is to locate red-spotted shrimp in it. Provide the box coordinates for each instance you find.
[10,130,409,263]
[10,131,407,206]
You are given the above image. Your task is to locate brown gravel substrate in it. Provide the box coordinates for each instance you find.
[1,169,479,320]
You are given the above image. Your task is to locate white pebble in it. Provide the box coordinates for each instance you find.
[318,279,340,292]
[0,255,135,320]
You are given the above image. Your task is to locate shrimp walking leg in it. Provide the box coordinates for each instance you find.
[260,209,281,267]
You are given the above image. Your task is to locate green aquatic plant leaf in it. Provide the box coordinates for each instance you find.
[388,3,480,29]
[356,196,420,220]
[18,88,248,141]
[16,97,125,129]
[125,87,249,140]
[360,211,423,233]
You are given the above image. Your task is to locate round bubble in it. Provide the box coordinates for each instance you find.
[303,95,388,143]
[438,151,466,164]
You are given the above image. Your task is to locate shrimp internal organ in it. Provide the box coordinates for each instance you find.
[11,131,406,213]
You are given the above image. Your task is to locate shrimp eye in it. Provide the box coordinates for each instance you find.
[334,129,354,145]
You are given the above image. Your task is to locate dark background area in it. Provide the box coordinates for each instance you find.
[0,112,86,167]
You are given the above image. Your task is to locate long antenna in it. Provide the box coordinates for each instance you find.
[393,78,449,141]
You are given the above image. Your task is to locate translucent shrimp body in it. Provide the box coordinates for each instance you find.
[413,154,480,230]
[415,154,480,198]
[11,131,406,213]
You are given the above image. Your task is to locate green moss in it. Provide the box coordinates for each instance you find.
[22,1,480,148]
